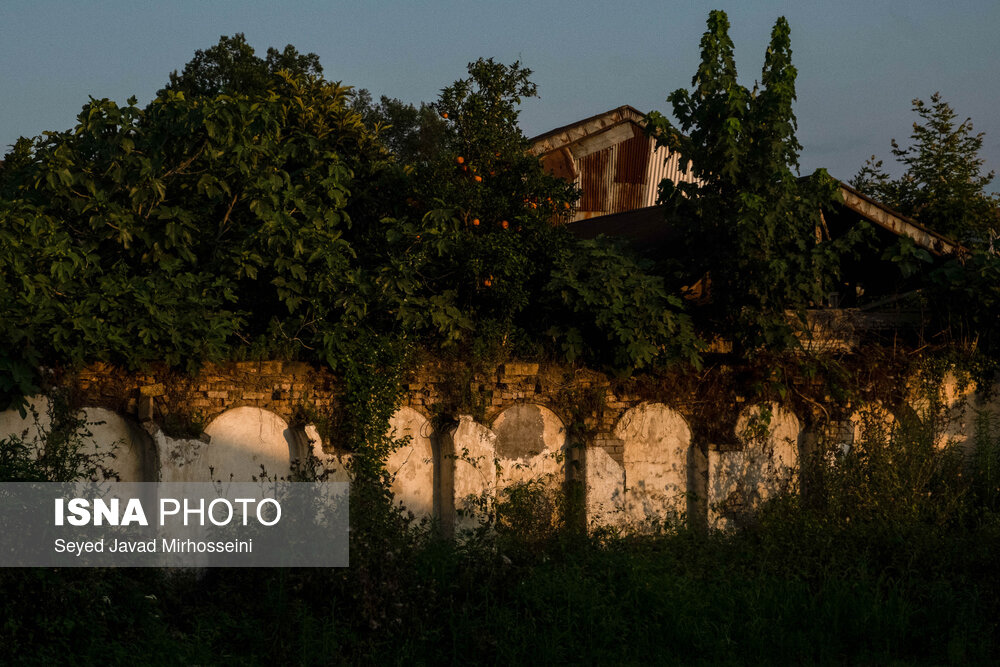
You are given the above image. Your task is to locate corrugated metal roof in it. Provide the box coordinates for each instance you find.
[530,106,696,221]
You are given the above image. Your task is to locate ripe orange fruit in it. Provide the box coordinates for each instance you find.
[484,278,492,287]
[474,175,482,182]
[441,112,449,119]
[456,156,464,164]
[472,218,480,226]
[501,220,509,229]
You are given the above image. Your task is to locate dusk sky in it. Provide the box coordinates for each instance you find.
[2,1,999,189]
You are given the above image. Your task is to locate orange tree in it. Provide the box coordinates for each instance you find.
[377,58,701,368]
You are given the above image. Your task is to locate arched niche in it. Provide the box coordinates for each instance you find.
[445,416,498,532]
[189,407,300,483]
[843,402,898,455]
[491,403,568,488]
[614,402,692,525]
[79,408,156,482]
[708,403,801,529]
[0,395,52,455]
[905,369,976,452]
[1,398,154,481]
[386,407,436,519]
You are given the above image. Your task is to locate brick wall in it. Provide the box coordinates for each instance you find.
[64,359,702,465]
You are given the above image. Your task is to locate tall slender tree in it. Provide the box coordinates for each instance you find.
[646,11,851,351]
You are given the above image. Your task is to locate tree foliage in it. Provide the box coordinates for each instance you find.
[0,46,703,413]
[382,58,699,367]
[851,92,999,245]
[849,94,1000,370]
[0,72,396,409]
[159,33,323,98]
[645,11,855,351]
[350,90,448,168]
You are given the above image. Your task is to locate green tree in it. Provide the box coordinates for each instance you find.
[0,73,396,410]
[378,58,699,369]
[851,93,999,244]
[645,11,853,352]
[350,90,448,167]
[0,47,702,419]
[158,33,323,98]
[0,137,34,193]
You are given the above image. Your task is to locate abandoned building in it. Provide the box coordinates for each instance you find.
[530,105,963,345]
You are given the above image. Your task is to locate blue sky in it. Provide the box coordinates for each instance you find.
[2,1,999,188]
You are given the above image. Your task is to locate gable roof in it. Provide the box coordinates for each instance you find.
[837,182,959,256]
[529,105,698,220]
[529,105,648,158]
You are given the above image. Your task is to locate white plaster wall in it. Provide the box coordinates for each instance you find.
[584,446,625,529]
[386,407,435,519]
[190,407,298,482]
[491,404,567,489]
[936,374,990,454]
[155,430,211,483]
[709,403,800,529]
[1,399,151,481]
[79,408,151,482]
[921,377,1000,459]
[0,395,52,454]
[615,403,691,525]
[902,370,1000,457]
[297,424,352,483]
[449,415,498,530]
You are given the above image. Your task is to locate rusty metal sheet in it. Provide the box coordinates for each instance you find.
[529,105,699,221]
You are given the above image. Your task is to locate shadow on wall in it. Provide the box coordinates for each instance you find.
[0,396,157,482]
[708,403,801,530]
[584,402,694,532]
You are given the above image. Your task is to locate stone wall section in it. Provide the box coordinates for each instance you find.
[3,360,994,532]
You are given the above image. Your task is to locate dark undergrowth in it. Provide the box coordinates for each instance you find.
[2,511,999,666]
